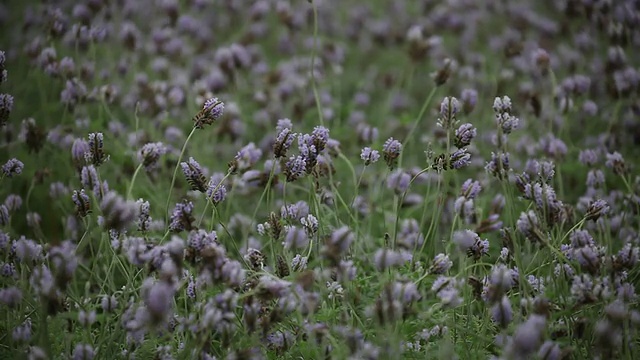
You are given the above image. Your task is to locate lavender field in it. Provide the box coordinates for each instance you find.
[1,1,639,359]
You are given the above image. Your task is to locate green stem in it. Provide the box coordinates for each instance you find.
[127,163,144,200]
[399,86,438,168]
[165,127,197,225]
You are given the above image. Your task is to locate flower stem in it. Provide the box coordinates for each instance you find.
[165,127,197,225]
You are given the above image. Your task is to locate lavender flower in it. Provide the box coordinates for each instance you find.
[461,88,478,113]
[449,148,471,169]
[0,204,8,226]
[0,286,22,307]
[138,142,167,172]
[2,158,23,177]
[233,142,262,172]
[283,226,308,250]
[80,165,100,196]
[206,173,227,205]
[85,132,108,166]
[100,191,139,231]
[72,189,91,217]
[71,138,89,168]
[437,96,460,131]
[579,149,599,167]
[429,253,452,274]
[193,97,224,129]
[72,344,95,360]
[585,199,610,221]
[505,314,547,358]
[485,152,510,179]
[169,200,195,233]
[101,295,118,312]
[322,226,354,264]
[605,152,627,176]
[374,249,407,271]
[0,93,13,126]
[274,127,295,158]
[491,295,513,328]
[136,199,151,232]
[360,147,380,165]
[181,157,208,192]
[4,194,22,212]
[0,51,6,83]
[284,155,306,182]
[382,137,402,169]
[386,170,411,194]
[454,123,476,148]
[452,230,488,259]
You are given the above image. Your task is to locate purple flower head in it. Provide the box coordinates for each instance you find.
[0,51,6,83]
[460,88,478,113]
[356,123,378,143]
[187,229,218,254]
[615,243,639,270]
[181,157,208,192]
[72,189,91,217]
[283,226,308,250]
[136,199,151,232]
[431,276,463,308]
[586,169,605,188]
[193,97,224,129]
[491,295,513,328]
[274,127,296,158]
[234,142,262,172]
[138,142,167,172]
[449,148,471,169]
[585,199,609,221]
[4,194,22,212]
[386,170,411,194]
[570,229,595,248]
[276,118,293,133]
[538,341,561,360]
[206,173,227,205]
[460,179,482,199]
[284,155,306,182]
[311,126,330,152]
[374,249,407,271]
[80,165,100,196]
[382,137,402,169]
[85,132,108,166]
[485,152,510,179]
[579,149,599,167]
[71,138,89,167]
[437,96,460,130]
[454,123,476,148]
[0,287,22,308]
[452,230,478,255]
[169,200,195,233]
[281,201,309,220]
[322,226,354,264]
[0,93,14,126]
[71,344,96,360]
[573,245,601,274]
[506,314,547,358]
[605,152,627,176]
[13,318,32,342]
[2,158,23,177]
[101,295,118,312]
[430,253,452,274]
[0,205,8,226]
[143,280,175,323]
[100,191,139,232]
[360,147,380,165]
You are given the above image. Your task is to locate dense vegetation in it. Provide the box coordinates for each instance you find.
[1,1,639,359]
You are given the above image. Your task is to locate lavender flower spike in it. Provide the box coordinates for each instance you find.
[193,97,225,129]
